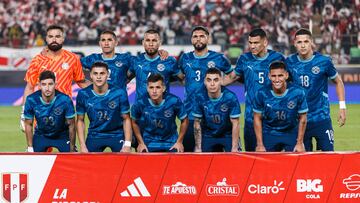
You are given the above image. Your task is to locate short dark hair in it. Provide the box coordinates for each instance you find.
[100,30,117,40]
[249,28,267,38]
[144,28,161,38]
[90,61,109,71]
[46,25,64,34]
[191,26,209,36]
[147,73,164,84]
[205,68,222,76]
[39,70,56,82]
[295,28,312,38]
[269,61,287,71]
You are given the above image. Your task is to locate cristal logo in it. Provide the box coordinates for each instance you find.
[206,178,239,196]
[162,182,197,195]
[297,179,323,192]
[248,180,285,194]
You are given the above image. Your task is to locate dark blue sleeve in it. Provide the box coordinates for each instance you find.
[24,97,34,120]
[253,91,264,114]
[76,91,86,115]
[64,96,76,119]
[175,97,187,120]
[80,55,94,71]
[234,55,245,77]
[119,90,130,114]
[218,54,232,74]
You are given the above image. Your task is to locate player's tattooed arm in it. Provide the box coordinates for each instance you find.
[67,118,76,152]
[194,118,202,152]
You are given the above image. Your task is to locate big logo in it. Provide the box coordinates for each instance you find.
[2,173,28,203]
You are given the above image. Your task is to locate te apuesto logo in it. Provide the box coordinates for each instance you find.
[162,181,197,195]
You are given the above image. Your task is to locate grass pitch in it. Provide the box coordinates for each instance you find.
[0,105,359,152]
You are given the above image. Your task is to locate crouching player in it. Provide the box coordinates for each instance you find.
[131,73,188,152]
[193,68,241,152]
[76,62,132,152]
[253,61,308,152]
[24,70,76,152]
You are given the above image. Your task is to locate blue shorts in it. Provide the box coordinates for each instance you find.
[244,121,256,152]
[304,119,334,151]
[263,133,297,152]
[183,119,195,152]
[33,134,70,152]
[86,136,124,152]
[202,136,232,152]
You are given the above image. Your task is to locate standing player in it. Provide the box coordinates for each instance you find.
[193,68,241,152]
[131,73,188,152]
[81,30,133,90]
[21,25,90,131]
[179,26,232,152]
[285,28,346,151]
[223,28,285,152]
[24,71,76,152]
[127,29,182,99]
[76,62,132,152]
[253,61,308,152]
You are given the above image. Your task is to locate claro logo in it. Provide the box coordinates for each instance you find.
[248,180,285,194]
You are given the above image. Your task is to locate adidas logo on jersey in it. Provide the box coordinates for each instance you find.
[120,177,151,197]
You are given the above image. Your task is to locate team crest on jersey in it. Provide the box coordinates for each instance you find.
[311,66,320,74]
[108,101,117,109]
[54,107,63,116]
[220,104,228,112]
[157,64,165,71]
[287,101,296,109]
[207,61,216,68]
[115,61,123,67]
[164,110,173,118]
[61,62,69,70]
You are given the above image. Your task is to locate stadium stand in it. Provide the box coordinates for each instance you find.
[0,0,358,64]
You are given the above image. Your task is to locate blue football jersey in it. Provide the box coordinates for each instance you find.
[129,54,180,99]
[76,84,130,138]
[253,84,308,136]
[131,93,187,148]
[179,50,232,119]
[192,87,241,138]
[234,50,285,123]
[285,52,337,123]
[81,53,133,90]
[24,90,75,137]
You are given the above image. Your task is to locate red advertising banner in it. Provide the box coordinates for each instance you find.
[0,153,359,203]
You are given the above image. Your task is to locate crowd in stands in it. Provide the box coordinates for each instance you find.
[0,0,359,64]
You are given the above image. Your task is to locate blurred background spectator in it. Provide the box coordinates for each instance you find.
[0,0,359,64]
